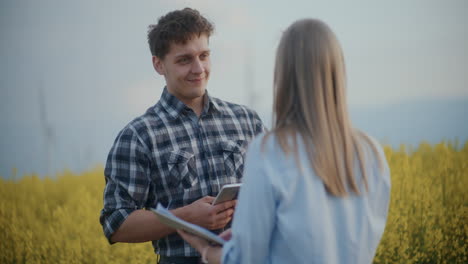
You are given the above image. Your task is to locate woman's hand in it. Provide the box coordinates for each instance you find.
[219,228,232,241]
[177,230,210,252]
[176,228,232,251]
[177,230,223,264]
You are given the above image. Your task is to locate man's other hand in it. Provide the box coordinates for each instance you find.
[176,196,236,230]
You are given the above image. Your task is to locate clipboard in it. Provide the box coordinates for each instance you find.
[150,203,226,245]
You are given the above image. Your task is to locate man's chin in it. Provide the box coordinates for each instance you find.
[186,86,206,98]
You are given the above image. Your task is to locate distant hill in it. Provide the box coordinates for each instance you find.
[257,98,468,148]
[349,98,468,147]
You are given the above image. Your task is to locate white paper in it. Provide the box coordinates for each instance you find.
[150,203,226,245]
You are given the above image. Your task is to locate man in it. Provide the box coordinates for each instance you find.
[99,8,265,264]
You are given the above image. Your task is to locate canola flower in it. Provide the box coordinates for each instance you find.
[1,141,467,263]
[374,142,467,264]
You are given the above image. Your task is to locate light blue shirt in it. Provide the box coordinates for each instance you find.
[222,133,391,264]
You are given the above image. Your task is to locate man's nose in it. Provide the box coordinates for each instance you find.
[191,59,204,74]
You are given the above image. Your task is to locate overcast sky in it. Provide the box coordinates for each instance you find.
[1,0,467,177]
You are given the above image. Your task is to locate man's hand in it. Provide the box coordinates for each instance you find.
[174,196,236,230]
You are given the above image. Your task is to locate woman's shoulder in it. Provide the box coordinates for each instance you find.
[354,130,391,187]
[247,132,288,158]
[247,131,307,174]
[354,130,386,159]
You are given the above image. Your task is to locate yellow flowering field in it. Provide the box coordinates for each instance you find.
[374,142,467,263]
[1,141,467,263]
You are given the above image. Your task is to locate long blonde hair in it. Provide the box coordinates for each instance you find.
[270,18,381,196]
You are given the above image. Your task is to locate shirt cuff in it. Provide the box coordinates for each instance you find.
[221,238,238,264]
[100,207,135,244]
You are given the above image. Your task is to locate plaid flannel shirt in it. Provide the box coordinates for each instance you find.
[100,87,265,257]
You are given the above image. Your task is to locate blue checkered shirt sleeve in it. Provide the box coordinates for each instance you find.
[99,125,153,243]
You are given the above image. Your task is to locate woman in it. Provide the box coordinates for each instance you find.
[178,18,391,264]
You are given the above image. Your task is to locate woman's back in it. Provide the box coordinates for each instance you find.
[222,133,391,264]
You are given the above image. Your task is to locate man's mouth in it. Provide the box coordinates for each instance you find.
[187,77,203,83]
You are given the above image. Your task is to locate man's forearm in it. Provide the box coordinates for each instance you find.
[110,207,191,243]
[110,209,172,243]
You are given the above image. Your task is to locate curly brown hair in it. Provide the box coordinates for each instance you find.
[147,8,214,59]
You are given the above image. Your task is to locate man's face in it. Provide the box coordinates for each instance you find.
[153,34,211,103]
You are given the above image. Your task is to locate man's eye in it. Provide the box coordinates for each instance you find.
[178,58,190,64]
[200,53,209,60]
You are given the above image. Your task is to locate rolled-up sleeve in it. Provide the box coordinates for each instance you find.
[99,125,152,244]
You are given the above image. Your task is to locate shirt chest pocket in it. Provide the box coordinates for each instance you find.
[166,149,198,189]
[220,140,247,180]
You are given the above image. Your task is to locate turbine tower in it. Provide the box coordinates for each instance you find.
[38,84,54,176]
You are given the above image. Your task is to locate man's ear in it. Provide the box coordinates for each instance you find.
[152,56,165,75]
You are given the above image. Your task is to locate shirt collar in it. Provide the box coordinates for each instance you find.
[159,87,223,120]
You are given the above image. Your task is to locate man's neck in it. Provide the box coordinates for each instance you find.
[180,96,204,117]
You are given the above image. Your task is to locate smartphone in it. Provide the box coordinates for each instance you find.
[212,183,242,205]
